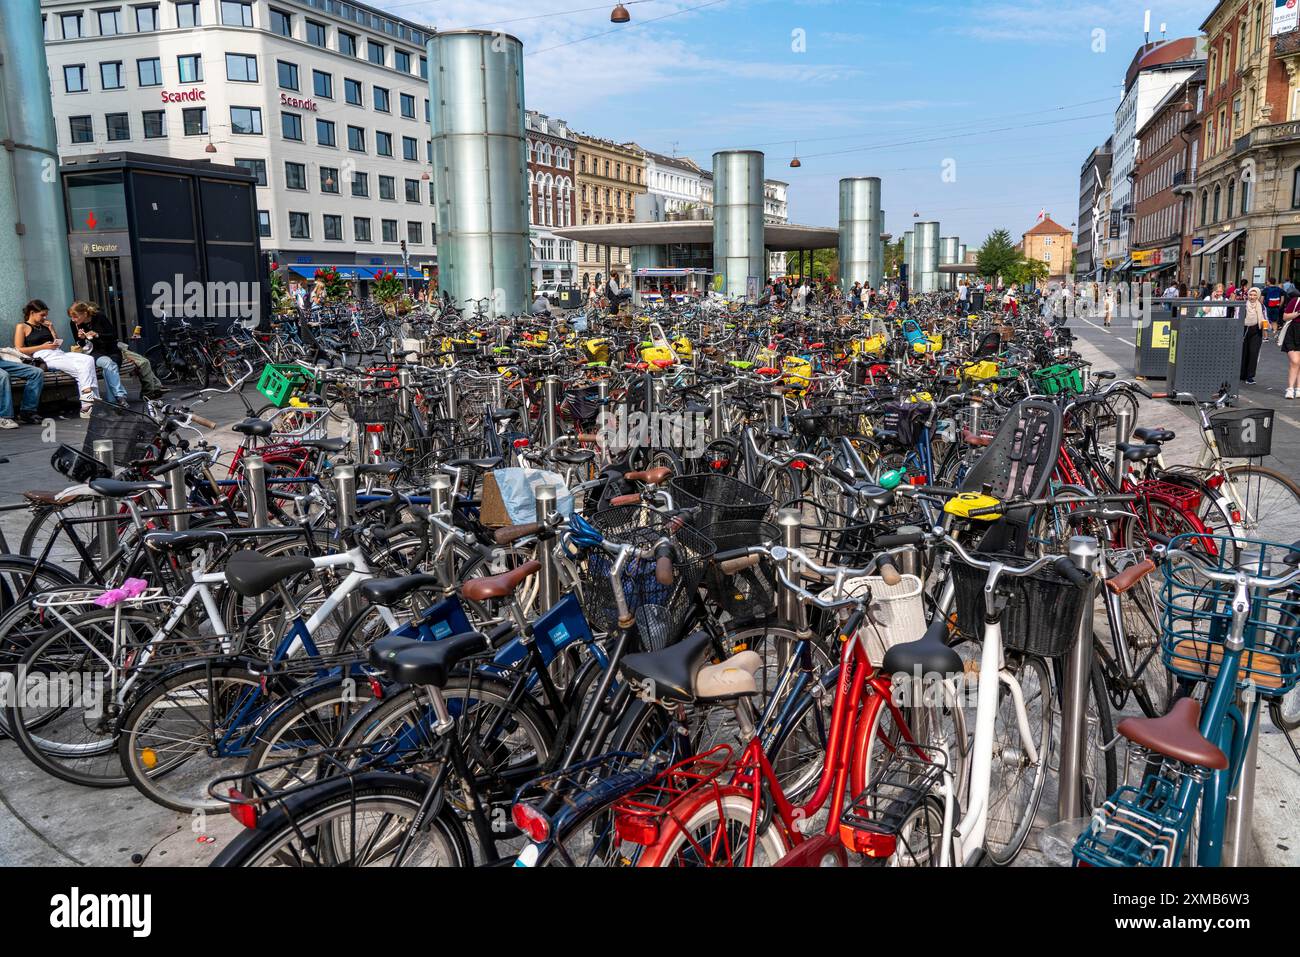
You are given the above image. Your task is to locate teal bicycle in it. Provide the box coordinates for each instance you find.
[1073,534,1300,867]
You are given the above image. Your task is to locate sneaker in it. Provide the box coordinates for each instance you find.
[1289,389,1298,400]
[0,418,17,430]
[16,411,42,425]
[1245,378,1257,385]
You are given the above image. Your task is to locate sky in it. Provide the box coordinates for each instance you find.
[371,0,1219,248]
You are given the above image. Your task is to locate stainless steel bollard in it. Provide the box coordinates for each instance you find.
[766,393,784,431]
[776,509,803,629]
[709,386,725,444]
[534,485,560,613]
[167,463,189,532]
[333,464,359,621]
[1058,535,1101,821]
[93,440,118,555]
[397,368,412,417]
[429,473,452,582]
[1113,406,1135,487]
[244,455,269,528]
[542,376,562,446]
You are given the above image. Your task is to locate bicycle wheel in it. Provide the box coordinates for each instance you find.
[242,679,379,790]
[983,653,1051,865]
[639,791,790,867]
[1221,465,1300,544]
[1081,660,1117,814]
[211,773,470,867]
[1116,565,1172,719]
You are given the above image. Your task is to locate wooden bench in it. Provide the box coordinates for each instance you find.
[6,358,141,414]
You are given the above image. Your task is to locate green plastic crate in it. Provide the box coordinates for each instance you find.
[257,363,317,408]
[1031,363,1085,396]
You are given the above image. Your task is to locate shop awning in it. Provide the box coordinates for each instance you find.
[1192,229,1245,258]
[1134,262,1174,275]
[286,265,381,280]
[1111,258,1134,272]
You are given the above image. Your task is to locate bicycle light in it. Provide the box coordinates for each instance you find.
[228,789,258,829]
[511,802,550,843]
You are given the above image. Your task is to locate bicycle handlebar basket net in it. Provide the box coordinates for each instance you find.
[951,553,1090,658]
[668,474,772,528]
[581,505,715,651]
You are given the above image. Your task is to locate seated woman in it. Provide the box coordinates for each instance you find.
[68,300,129,405]
[14,299,99,417]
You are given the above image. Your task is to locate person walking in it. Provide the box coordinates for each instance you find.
[1281,285,1300,399]
[1240,286,1266,385]
[13,299,99,416]
[69,301,129,404]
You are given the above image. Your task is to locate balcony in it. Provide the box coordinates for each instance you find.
[1275,28,1300,56]
[1251,120,1300,148]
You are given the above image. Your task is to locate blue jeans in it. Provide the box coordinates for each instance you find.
[95,355,128,402]
[0,360,44,419]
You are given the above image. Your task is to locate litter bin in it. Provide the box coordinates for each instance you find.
[1133,299,1179,379]
[971,290,986,312]
[1167,300,1245,401]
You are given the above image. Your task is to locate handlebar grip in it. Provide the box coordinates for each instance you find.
[373,521,422,542]
[609,494,642,507]
[1147,531,1174,547]
[495,523,541,545]
[149,458,183,476]
[191,414,217,429]
[878,555,902,588]
[839,606,867,645]
[876,532,924,548]
[654,543,675,587]
[719,554,761,575]
[1054,556,1089,587]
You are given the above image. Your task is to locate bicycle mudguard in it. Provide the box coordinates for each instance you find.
[774,831,847,868]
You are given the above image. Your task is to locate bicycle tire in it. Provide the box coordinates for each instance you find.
[638,791,790,867]
[982,653,1051,865]
[1221,464,1300,545]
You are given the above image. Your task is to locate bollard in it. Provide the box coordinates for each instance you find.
[167,463,189,532]
[776,509,803,630]
[1058,535,1101,821]
[534,485,560,613]
[1222,555,1269,866]
[429,473,452,581]
[445,374,459,425]
[244,455,269,528]
[968,393,984,436]
[1113,406,1135,488]
[491,376,504,412]
[893,527,923,578]
[709,386,725,444]
[542,376,562,446]
[397,368,412,417]
[333,464,359,620]
[93,440,118,555]
[766,393,784,431]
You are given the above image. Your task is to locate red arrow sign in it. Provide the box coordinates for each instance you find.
[86,211,98,230]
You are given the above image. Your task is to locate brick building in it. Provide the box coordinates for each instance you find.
[1022,216,1074,287]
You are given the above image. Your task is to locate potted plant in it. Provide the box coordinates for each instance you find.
[314,265,350,304]
[371,269,405,316]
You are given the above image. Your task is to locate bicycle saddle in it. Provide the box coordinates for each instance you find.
[300,437,349,453]
[460,560,541,603]
[362,572,443,607]
[1117,698,1228,770]
[368,631,488,689]
[144,529,230,553]
[448,456,504,472]
[489,408,520,424]
[881,620,964,678]
[1115,442,1161,462]
[224,551,314,598]
[553,449,595,467]
[856,484,895,509]
[89,478,167,498]
[619,631,713,703]
[357,461,402,476]
[1133,427,1175,445]
[234,418,274,437]
[626,466,672,486]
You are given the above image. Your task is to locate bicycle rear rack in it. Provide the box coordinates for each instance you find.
[839,742,947,861]
[1072,767,1201,867]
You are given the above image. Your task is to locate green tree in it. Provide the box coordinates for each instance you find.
[975,229,1019,281]
[1008,256,1049,288]
[884,239,905,278]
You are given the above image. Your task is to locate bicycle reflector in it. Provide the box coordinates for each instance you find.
[838,823,896,859]
[511,802,550,843]
[613,808,659,846]
[513,438,530,450]
[227,789,258,829]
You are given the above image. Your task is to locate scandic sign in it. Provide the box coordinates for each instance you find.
[280,92,318,112]
[160,89,205,103]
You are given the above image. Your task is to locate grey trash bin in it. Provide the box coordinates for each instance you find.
[1167,300,1245,402]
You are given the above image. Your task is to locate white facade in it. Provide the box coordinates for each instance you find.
[643,151,705,214]
[526,110,576,287]
[41,0,439,275]
[764,178,788,277]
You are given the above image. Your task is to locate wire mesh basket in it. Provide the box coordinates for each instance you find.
[1159,535,1300,697]
[347,391,399,427]
[951,553,1089,658]
[1071,771,1196,867]
[702,521,778,622]
[1209,408,1274,459]
[581,505,715,651]
[791,408,870,440]
[668,474,773,528]
[82,399,161,465]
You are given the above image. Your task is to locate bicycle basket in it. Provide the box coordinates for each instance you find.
[1209,408,1273,459]
[668,474,773,528]
[81,399,159,465]
[791,408,869,440]
[1030,363,1086,396]
[951,553,1089,658]
[51,443,111,483]
[1160,536,1300,697]
[829,574,926,665]
[581,505,714,651]
[347,392,399,427]
[701,521,778,622]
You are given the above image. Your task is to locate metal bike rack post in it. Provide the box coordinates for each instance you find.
[776,509,803,629]
[429,473,453,583]
[766,393,784,431]
[332,464,360,621]
[1112,406,1135,487]
[1058,534,1101,821]
[491,376,504,411]
[533,485,560,613]
[542,376,562,446]
[445,375,459,425]
[397,368,412,417]
[244,455,270,528]
[709,385,725,443]
[1223,553,1269,866]
[167,464,189,532]
[92,440,118,555]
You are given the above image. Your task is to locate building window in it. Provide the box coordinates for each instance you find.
[427,181,435,203]
[323,214,343,241]
[106,112,130,141]
[289,212,310,240]
[284,161,306,190]
[404,178,420,202]
[220,0,252,26]
[351,172,369,197]
[64,65,88,94]
[142,110,166,138]
[419,56,428,79]
[313,70,333,98]
[395,50,412,73]
[281,112,303,141]
[348,125,366,152]
[382,219,398,243]
[235,158,267,186]
[226,54,258,82]
[339,31,357,57]
[257,210,271,238]
[407,222,423,244]
[378,175,395,200]
[306,20,326,47]
[400,94,416,120]
[320,166,339,193]
[135,5,159,31]
[61,13,83,38]
[368,41,385,66]
[373,87,390,112]
[402,136,417,161]
[69,115,94,144]
[345,78,362,106]
[100,62,125,90]
[182,107,206,135]
[231,107,262,135]
[178,54,203,83]
[1241,177,1251,215]
[175,1,200,27]
[1213,184,1221,222]
[98,9,122,35]
[316,118,336,147]
[138,57,162,86]
[277,61,299,91]
[376,132,393,157]
[269,7,291,37]
[354,217,372,242]
[1292,168,1300,209]
[1227,181,1236,219]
